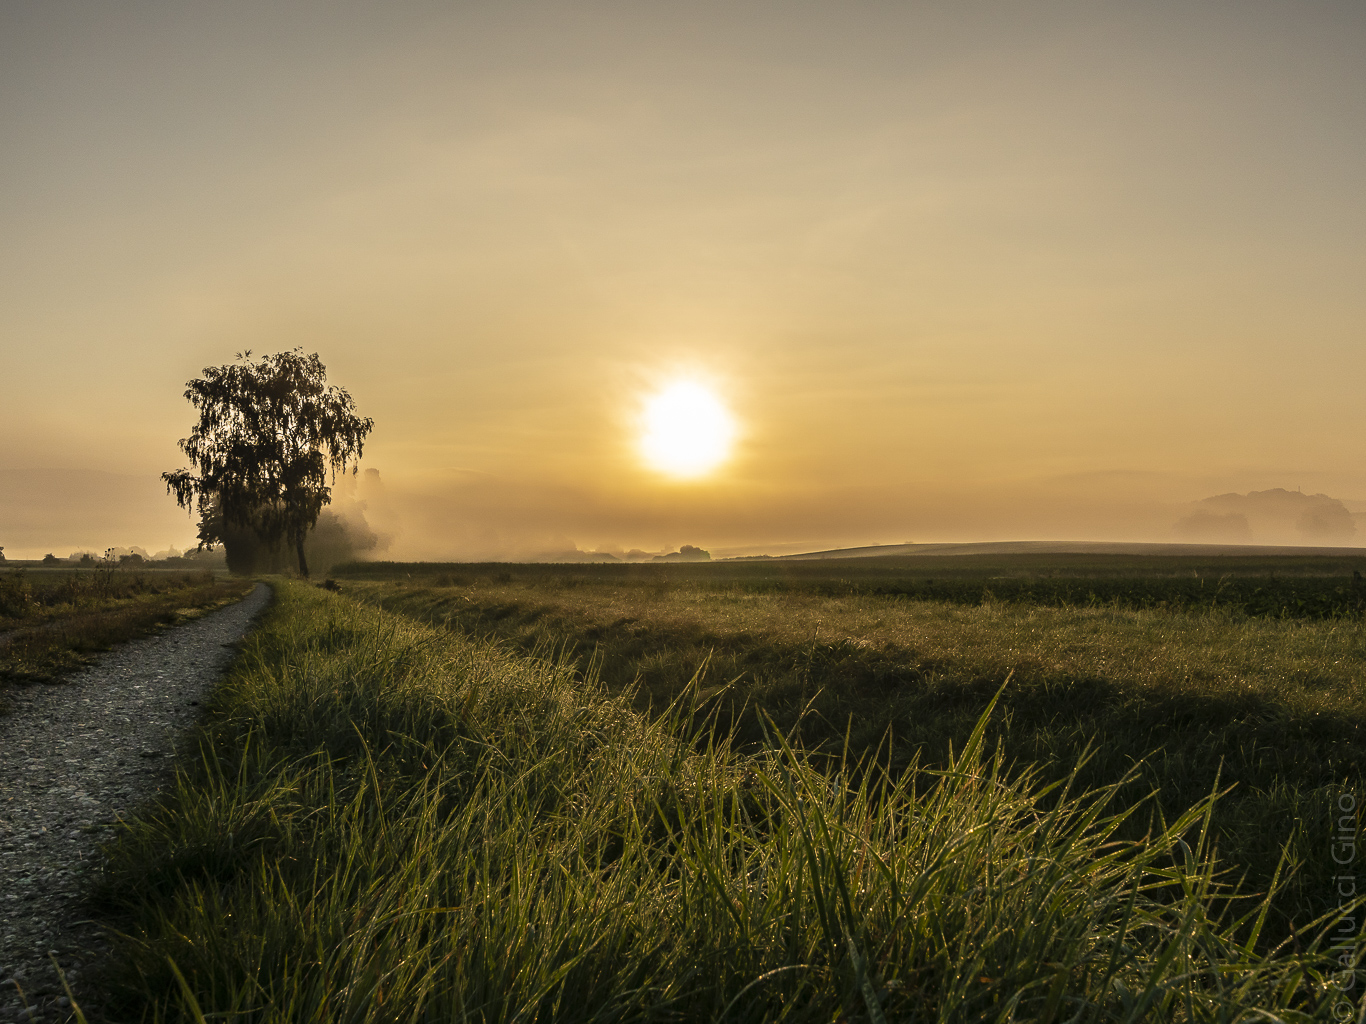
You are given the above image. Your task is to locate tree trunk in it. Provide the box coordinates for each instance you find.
[295,530,310,578]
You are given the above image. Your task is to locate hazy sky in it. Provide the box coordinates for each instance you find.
[2,1,1363,559]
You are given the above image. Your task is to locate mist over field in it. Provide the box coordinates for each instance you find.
[1174,488,1358,546]
[3,462,1363,563]
[380,479,1365,562]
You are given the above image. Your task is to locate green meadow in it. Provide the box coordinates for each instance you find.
[92,553,1364,1021]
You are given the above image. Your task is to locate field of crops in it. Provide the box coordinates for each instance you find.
[343,551,1366,619]
[95,576,1361,1022]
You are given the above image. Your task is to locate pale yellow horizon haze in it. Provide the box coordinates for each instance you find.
[2,2,1364,559]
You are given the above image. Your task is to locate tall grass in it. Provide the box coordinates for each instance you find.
[341,576,1366,935]
[0,571,253,692]
[97,583,1353,1022]
[0,567,221,623]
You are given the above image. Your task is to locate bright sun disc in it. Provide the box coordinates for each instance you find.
[640,381,735,478]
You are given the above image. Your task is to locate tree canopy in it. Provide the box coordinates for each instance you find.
[163,349,374,577]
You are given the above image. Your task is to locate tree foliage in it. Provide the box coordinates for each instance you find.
[163,349,373,577]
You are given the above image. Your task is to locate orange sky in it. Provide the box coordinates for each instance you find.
[2,2,1364,559]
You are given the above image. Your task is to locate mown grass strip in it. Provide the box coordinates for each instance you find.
[95,581,1355,1022]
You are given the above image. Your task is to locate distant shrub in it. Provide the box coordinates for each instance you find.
[653,544,711,562]
[0,571,34,619]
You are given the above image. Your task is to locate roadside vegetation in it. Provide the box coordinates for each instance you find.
[333,555,1366,939]
[96,581,1354,1022]
[0,567,253,697]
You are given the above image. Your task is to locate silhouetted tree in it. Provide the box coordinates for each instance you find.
[163,349,374,577]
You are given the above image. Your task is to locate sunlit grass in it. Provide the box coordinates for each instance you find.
[95,582,1355,1022]
[356,577,1364,694]
[340,573,1366,937]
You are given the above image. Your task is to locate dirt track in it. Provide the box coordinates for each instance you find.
[0,583,272,1023]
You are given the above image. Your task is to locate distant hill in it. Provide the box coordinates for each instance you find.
[730,538,1366,561]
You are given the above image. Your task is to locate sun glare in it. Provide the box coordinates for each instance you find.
[639,381,735,479]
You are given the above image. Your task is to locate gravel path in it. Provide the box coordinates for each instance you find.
[0,583,273,1023]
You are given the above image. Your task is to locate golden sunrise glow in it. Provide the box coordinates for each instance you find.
[639,381,736,479]
[0,6,1361,559]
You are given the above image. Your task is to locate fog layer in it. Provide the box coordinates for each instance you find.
[1,3,1363,555]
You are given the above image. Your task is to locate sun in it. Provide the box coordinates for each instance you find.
[639,380,736,479]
